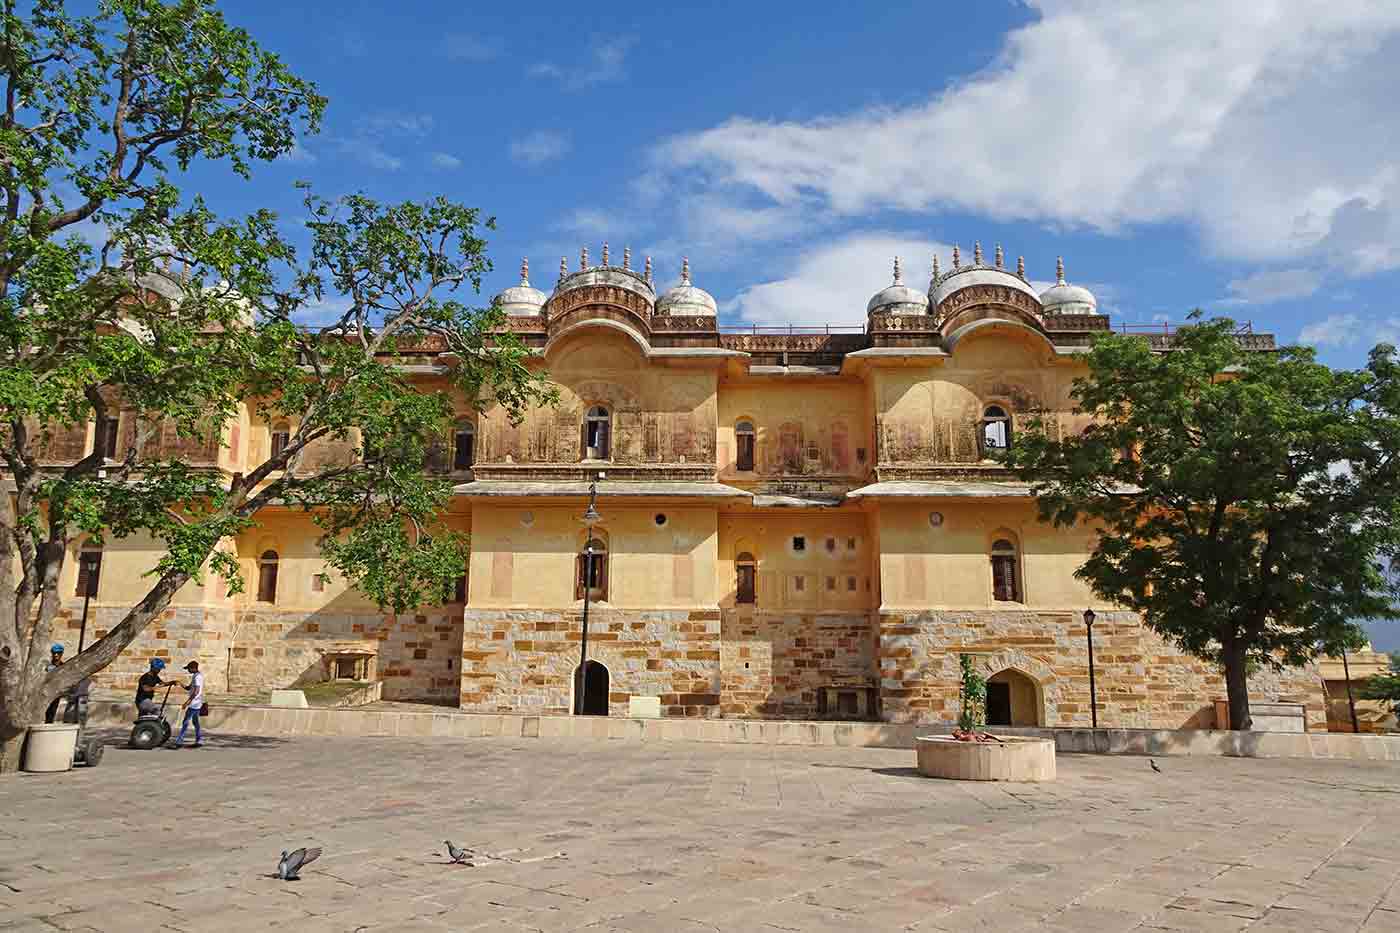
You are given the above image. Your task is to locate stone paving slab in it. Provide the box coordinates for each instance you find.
[1,731,1399,931]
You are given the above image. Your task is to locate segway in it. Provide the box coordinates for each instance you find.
[128,684,174,750]
[58,689,104,767]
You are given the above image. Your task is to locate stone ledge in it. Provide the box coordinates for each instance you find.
[82,701,1400,761]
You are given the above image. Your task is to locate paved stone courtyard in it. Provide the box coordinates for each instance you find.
[1,732,1398,932]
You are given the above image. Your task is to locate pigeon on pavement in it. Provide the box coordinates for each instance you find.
[277,847,322,881]
[445,841,471,864]
[1149,759,1162,773]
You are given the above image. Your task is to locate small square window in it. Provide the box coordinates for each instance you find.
[864,578,871,592]
[311,574,325,593]
[825,537,836,553]
[847,576,857,592]
[856,447,867,463]
[792,536,806,552]
[846,537,857,551]
[794,575,805,592]
[825,576,836,591]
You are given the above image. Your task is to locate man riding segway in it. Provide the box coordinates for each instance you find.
[135,659,177,716]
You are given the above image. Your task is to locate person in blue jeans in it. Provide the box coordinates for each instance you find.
[173,660,205,748]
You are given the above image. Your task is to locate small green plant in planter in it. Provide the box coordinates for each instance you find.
[954,654,993,741]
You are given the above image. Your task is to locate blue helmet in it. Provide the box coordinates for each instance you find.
[50,643,64,655]
[150,658,166,671]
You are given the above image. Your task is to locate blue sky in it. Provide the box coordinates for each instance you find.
[199,2,1400,371]
[185,1,1400,644]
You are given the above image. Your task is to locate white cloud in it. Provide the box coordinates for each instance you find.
[281,139,317,164]
[334,112,436,172]
[441,34,501,61]
[730,232,949,327]
[529,35,637,89]
[648,1,1400,279]
[510,130,571,166]
[1225,268,1323,304]
[1297,313,1400,349]
[430,152,463,169]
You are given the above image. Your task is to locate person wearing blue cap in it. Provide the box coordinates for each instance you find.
[135,658,177,716]
[43,644,65,723]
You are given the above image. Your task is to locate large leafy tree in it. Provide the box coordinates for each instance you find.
[1003,316,1400,730]
[0,0,552,770]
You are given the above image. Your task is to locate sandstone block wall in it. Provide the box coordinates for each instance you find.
[459,607,722,717]
[53,599,462,703]
[878,609,1328,731]
[719,609,876,718]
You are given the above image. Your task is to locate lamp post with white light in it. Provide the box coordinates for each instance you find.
[575,475,603,715]
[1084,608,1098,729]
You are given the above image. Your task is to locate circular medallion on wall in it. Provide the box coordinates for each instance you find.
[929,511,944,528]
[654,513,668,527]
[520,511,534,528]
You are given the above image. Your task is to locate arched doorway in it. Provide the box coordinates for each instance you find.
[985,669,1041,727]
[574,660,609,716]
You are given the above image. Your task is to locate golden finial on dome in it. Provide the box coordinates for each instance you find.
[1056,256,1066,285]
[893,256,903,285]
[520,257,530,285]
[681,257,691,285]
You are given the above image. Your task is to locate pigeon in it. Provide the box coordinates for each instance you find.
[277,847,322,881]
[445,841,471,865]
[1149,759,1162,773]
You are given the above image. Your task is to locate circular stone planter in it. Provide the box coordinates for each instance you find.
[21,724,79,773]
[916,735,1056,782]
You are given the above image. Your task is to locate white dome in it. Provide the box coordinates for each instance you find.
[495,259,547,316]
[655,258,717,316]
[930,244,1041,310]
[1038,258,1097,315]
[866,258,929,315]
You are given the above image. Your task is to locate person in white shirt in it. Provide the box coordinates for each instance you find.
[173,660,206,748]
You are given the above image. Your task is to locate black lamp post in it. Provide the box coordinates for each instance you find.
[76,552,99,653]
[574,477,602,715]
[1083,608,1098,729]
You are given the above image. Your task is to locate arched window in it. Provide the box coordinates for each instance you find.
[736,551,756,604]
[453,421,475,470]
[257,549,280,604]
[981,405,1011,452]
[96,415,120,460]
[270,423,291,460]
[991,539,1021,602]
[75,543,103,598]
[575,537,608,600]
[583,406,611,460]
[735,420,756,472]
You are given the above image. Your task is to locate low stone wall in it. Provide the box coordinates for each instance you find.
[878,609,1329,731]
[82,702,1400,761]
[459,607,722,716]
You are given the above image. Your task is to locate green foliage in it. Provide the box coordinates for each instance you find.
[0,0,556,745]
[1360,656,1400,716]
[957,654,986,733]
[1002,315,1400,726]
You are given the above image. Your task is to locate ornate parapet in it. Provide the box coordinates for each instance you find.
[471,462,719,483]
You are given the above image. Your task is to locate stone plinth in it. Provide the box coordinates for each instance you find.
[270,689,309,708]
[915,735,1056,782]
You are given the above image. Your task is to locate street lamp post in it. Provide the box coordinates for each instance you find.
[575,476,602,715]
[1084,608,1098,729]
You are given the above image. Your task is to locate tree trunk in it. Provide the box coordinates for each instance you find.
[1223,643,1253,731]
[0,729,24,774]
